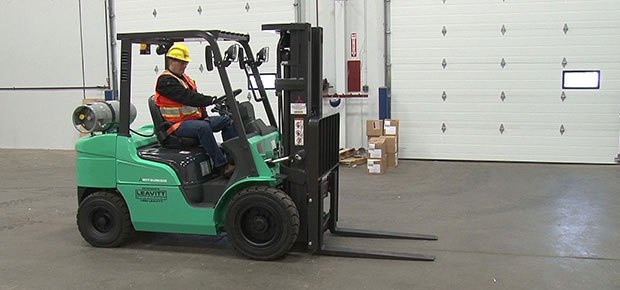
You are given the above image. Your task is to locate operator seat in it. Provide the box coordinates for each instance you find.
[148,96,199,148]
[238,101,276,136]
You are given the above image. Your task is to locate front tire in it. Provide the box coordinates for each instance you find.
[77,191,135,247]
[225,186,299,260]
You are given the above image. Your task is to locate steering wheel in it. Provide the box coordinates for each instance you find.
[214,89,243,105]
[212,89,242,116]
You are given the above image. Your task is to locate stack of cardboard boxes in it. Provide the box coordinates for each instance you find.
[366,119,399,174]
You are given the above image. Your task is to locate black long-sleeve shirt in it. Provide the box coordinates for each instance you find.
[155,73,216,107]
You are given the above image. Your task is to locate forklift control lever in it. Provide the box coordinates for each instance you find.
[265,156,290,167]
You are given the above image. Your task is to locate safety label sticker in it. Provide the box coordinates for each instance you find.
[294,118,304,146]
[291,103,307,115]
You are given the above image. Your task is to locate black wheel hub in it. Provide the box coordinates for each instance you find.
[251,217,268,232]
[239,207,280,247]
[91,209,113,233]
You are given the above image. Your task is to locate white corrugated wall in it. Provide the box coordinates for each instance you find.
[0,0,110,149]
[115,0,295,132]
[391,0,620,163]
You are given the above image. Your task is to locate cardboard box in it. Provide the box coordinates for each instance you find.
[383,119,399,136]
[367,120,383,137]
[367,158,386,174]
[387,152,399,168]
[368,137,387,159]
[383,135,398,153]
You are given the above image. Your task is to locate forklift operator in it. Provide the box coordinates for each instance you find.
[154,43,236,177]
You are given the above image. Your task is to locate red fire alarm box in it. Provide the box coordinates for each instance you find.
[347,60,361,92]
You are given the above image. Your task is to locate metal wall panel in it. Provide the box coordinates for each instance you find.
[81,0,111,87]
[115,0,294,129]
[0,0,108,88]
[0,0,109,150]
[0,90,98,149]
[391,0,620,163]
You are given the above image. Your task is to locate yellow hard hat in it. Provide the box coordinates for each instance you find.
[166,43,191,62]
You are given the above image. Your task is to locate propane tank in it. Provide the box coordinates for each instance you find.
[72,100,137,133]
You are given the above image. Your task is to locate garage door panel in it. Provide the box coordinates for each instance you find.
[399,149,616,164]
[117,1,292,32]
[392,72,620,92]
[406,146,619,160]
[392,103,619,116]
[390,60,619,73]
[400,120,619,135]
[393,1,619,18]
[392,64,618,76]
[397,112,618,126]
[393,36,620,51]
[116,0,293,129]
[396,12,620,28]
[393,70,566,82]
[400,136,618,153]
[394,105,619,123]
[393,78,564,90]
[394,45,620,59]
[397,124,619,162]
[397,10,620,27]
[399,141,618,156]
[392,0,620,163]
[399,121,617,143]
[389,88,620,101]
[400,132,618,149]
[392,94,620,109]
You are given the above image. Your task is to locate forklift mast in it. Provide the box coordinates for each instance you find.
[264,23,437,261]
[261,23,323,157]
[263,23,334,252]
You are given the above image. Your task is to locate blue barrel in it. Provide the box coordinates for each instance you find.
[104,90,115,101]
[378,87,390,119]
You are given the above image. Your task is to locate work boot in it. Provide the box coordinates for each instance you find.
[221,163,235,178]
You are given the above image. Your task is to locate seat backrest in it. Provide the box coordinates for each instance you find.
[238,101,256,126]
[147,96,199,148]
[238,101,276,136]
[148,96,165,127]
[148,96,168,143]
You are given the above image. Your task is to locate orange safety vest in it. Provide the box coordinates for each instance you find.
[154,71,206,134]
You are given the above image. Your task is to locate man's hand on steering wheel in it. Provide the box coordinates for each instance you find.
[211,89,243,115]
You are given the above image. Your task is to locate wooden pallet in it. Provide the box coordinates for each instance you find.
[339,156,367,167]
[339,148,366,167]
[339,148,356,159]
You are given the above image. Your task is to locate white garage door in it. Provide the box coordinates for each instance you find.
[391,1,620,163]
[0,0,109,150]
[115,0,294,129]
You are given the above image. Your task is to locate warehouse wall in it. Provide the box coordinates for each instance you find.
[0,0,380,150]
[0,0,110,149]
[389,1,620,163]
[113,0,296,138]
[305,0,384,149]
[112,0,375,149]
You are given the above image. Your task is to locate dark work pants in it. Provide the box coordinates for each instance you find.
[174,116,237,168]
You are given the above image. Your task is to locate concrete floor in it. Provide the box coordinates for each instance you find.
[0,149,618,290]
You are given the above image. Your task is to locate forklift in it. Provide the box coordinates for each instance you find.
[73,23,437,261]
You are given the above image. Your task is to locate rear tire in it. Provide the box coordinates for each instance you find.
[77,191,135,247]
[225,186,299,260]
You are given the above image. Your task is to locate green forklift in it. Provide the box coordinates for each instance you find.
[73,23,437,261]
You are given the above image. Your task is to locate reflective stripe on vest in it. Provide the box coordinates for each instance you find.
[154,71,204,123]
[159,106,201,119]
